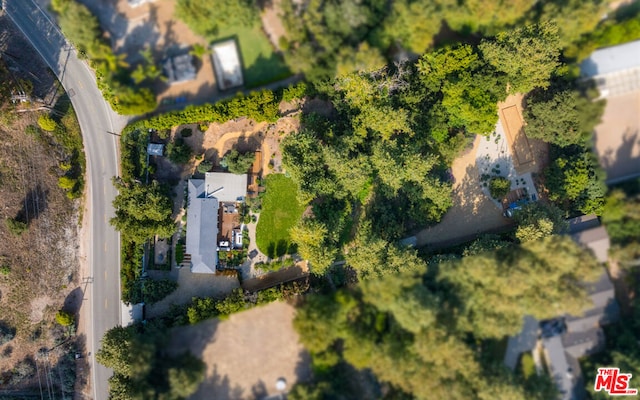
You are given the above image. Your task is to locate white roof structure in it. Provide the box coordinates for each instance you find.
[580,40,640,98]
[581,41,640,184]
[581,40,640,77]
[147,143,164,156]
[211,40,244,90]
[186,180,219,274]
[128,0,155,7]
[205,172,247,203]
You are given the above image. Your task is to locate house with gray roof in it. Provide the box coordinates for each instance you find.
[504,216,619,400]
[186,180,219,274]
[185,173,247,274]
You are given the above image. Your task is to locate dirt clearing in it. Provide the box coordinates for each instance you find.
[168,301,311,400]
[415,136,513,248]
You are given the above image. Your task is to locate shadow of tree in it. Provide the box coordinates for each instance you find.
[14,184,49,227]
[600,128,640,183]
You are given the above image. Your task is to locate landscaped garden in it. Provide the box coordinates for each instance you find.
[255,174,305,258]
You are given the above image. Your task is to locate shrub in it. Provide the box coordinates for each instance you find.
[175,243,185,264]
[221,149,255,174]
[282,82,308,102]
[58,176,77,191]
[197,160,212,173]
[55,311,75,327]
[190,43,207,59]
[180,128,193,137]
[0,323,15,345]
[166,138,193,164]
[489,176,511,199]
[5,218,27,236]
[37,115,57,132]
[0,265,9,275]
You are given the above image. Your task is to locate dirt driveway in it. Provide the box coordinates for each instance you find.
[415,135,513,248]
[168,301,311,400]
[593,91,640,183]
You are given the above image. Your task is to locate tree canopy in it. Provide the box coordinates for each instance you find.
[97,324,205,399]
[221,149,255,174]
[479,21,561,93]
[110,180,175,243]
[524,88,605,147]
[438,235,602,338]
[293,240,564,398]
[176,0,258,38]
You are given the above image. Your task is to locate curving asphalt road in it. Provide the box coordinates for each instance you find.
[4,1,128,399]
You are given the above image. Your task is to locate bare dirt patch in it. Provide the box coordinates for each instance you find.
[0,18,84,394]
[498,94,537,174]
[415,136,514,248]
[80,0,219,104]
[168,301,311,400]
[593,91,640,183]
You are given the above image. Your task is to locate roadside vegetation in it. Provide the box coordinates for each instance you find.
[0,58,83,396]
[50,0,157,114]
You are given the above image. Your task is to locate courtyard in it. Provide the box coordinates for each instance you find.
[415,94,547,248]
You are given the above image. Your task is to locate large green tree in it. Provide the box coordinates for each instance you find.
[538,0,608,48]
[545,147,607,215]
[479,21,561,93]
[294,254,557,399]
[525,89,605,147]
[110,180,175,243]
[513,202,568,243]
[439,235,603,338]
[97,324,205,399]
[221,149,255,174]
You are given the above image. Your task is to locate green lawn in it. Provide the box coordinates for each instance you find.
[212,22,291,88]
[256,174,304,258]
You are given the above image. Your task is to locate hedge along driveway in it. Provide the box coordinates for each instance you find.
[255,174,304,258]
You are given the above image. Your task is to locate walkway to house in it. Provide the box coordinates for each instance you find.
[146,266,240,319]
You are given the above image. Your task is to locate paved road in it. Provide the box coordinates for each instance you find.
[4,1,128,399]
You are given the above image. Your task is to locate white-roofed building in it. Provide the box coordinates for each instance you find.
[211,39,244,90]
[581,40,640,98]
[580,40,640,184]
[204,172,247,203]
